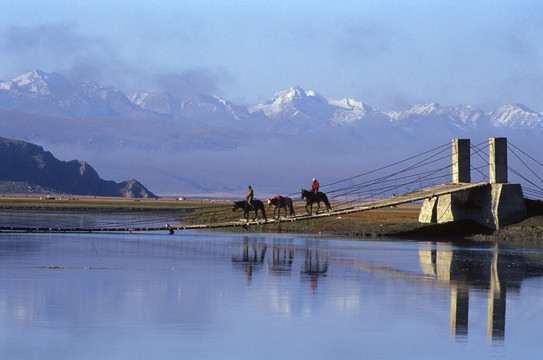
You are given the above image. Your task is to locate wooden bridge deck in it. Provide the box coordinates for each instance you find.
[0,182,487,233]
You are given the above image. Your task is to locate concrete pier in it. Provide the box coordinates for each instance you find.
[490,137,508,184]
[419,137,526,230]
[452,139,471,183]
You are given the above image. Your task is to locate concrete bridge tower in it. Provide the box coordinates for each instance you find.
[419,137,526,230]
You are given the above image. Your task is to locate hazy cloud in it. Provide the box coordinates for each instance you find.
[0,22,225,97]
[152,69,221,98]
[336,22,397,59]
[0,22,128,85]
[3,22,87,54]
[2,23,112,69]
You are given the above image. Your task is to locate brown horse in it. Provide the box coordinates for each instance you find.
[232,200,267,222]
[301,189,332,215]
[267,196,295,218]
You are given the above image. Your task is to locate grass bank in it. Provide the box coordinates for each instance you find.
[0,195,213,212]
[1,195,542,243]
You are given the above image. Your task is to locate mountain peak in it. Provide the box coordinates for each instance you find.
[494,102,537,114]
[130,91,179,114]
[328,98,374,112]
[250,86,329,117]
[490,102,543,130]
[285,85,306,99]
[386,103,442,121]
[2,69,74,95]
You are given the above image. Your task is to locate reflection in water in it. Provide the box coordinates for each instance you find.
[419,243,542,342]
[300,247,329,293]
[231,236,267,284]
[2,223,543,358]
[231,238,329,292]
[230,235,543,343]
[0,211,180,229]
[268,241,294,274]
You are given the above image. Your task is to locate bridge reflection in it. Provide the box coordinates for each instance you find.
[231,237,543,342]
[419,243,543,342]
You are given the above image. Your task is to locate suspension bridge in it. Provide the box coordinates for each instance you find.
[1,137,542,233]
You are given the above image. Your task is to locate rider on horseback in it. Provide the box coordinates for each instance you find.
[311,178,319,198]
[246,185,254,209]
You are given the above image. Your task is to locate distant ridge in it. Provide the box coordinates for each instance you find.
[0,137,157,198]
[1,69,542,129]
[1,69,543,196]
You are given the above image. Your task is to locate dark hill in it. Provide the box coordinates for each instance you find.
[0,137,156,198]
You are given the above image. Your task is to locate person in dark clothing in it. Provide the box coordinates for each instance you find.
[246,185,254,209]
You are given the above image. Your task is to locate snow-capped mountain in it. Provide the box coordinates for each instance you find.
[250,86,330,118]
[0,70,149,117]
[248,86,390,133]
[387,103,491,130]
[490,103,543,131]
[0,69,74,95]
[1,69,543,196]
[82,84,145,117]
[328,98,380,126]
[129,91,180,115]
[178,94,259,126]
[1,69,542,134]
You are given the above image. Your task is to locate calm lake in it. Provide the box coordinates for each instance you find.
[1,212,543,359]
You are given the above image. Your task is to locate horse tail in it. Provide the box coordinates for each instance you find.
[322,194,332,210]
[261,204,267,221]
[287,198,295,216]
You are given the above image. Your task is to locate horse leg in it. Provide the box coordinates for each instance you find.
[287,201,294,216]
[316,201,320,215]
[324,198,331,211]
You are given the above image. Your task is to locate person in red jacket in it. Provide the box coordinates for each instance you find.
[311,178,319,195]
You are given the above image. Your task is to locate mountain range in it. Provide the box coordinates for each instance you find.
[1,69,542,197]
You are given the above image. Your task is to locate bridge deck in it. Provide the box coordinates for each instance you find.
[0,182,487,233]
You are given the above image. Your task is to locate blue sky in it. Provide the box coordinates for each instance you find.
[1,0,542,111]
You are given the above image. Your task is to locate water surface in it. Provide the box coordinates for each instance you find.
[1,215,543,359]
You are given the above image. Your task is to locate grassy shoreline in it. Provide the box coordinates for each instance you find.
[0,195,214,212]
[1,195,542,244]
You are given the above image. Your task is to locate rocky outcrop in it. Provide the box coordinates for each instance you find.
[0,137,157,198]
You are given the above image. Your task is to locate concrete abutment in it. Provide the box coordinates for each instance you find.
[419,138,527,230]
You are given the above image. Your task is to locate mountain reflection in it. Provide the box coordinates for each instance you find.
[419,243,543,342]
